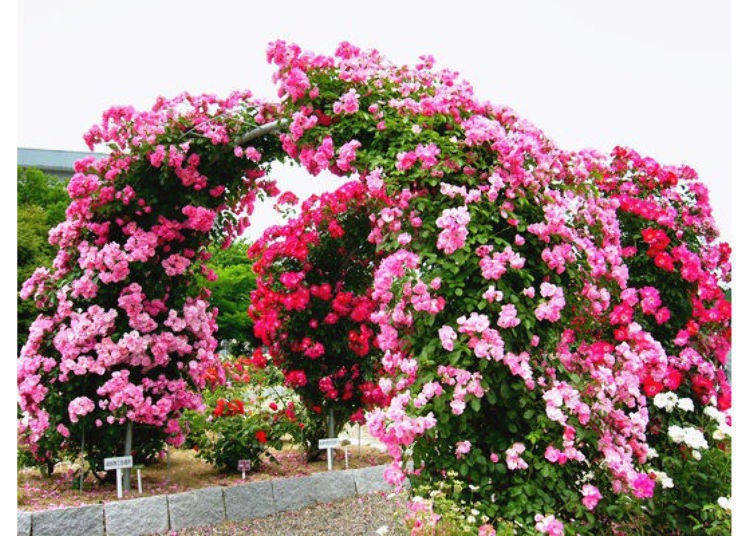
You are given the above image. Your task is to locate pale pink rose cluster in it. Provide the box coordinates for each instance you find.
[332,88,360,115]
[478,245,525,280]
[438,365,485,415]
[534,282,565,322]
[435,205,471,254]
[505,442,528,470]
[534,514,564,536]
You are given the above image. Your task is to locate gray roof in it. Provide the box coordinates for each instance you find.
[17,147,108,175]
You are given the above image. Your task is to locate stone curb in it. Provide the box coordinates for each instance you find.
[104,495,169,536]
[17,511,32,536]
[19,464,394,535]
[31,504,103,536]
[167,486,226,531]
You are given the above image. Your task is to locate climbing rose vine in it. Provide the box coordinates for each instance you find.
[18,90,287,469]
[18,39,730,534]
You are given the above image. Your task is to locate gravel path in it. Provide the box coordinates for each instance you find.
[167,492,409,536]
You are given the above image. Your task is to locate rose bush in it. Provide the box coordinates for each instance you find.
[247,181,389,458]
[182,354,304,472]
[18,38,730,534]
[17,89,286,471]
[261,41,731,534]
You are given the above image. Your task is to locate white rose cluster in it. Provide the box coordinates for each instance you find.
[652,470,674,489]
[703,405,732,440]
[667,425,709,450]
[654,392,678,411]
[653,392,694,413]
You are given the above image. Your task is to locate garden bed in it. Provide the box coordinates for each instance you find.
[18,443,389,512]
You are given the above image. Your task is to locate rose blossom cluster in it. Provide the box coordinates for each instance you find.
[247,181,388,424]
[265,40,731,533]
[18,87,284,462]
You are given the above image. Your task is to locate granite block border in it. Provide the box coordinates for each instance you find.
[167,486,226,531]
[223,479,275,522]
[30,504,103,536]
[17,464,394,536]
[17,511,32,536]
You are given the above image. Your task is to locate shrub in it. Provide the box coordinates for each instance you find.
[182,355,303,472]
[248,182,388,459]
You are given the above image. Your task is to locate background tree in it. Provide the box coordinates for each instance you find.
[203,239,259,352]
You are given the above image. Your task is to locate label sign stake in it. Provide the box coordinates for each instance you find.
[237,459,252,479]
[318,438,341,471]
[104,456,133,499]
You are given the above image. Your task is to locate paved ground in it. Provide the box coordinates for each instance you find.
[166,492,409,536]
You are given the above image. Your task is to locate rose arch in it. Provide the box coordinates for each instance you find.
[19,40,731,533]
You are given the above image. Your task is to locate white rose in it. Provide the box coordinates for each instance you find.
[683,427,708,450]
[692,450,702,461]
[668,425,685,443]
[677,398,694,412]
[718,422,731,438]
[704,406,721,421]
[717,497,731,511]
[653,471,674,489]
[654,392,678,412]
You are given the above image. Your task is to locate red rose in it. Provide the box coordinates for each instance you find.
[664,368,683,390]
[255,430,268,444]
[654,252,674,272]
[213,399,226,417]
[642,375,663,397]
[691,374,713,399]
[717,389,731,411]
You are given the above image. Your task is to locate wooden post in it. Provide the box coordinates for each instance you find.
[123,421,133,491]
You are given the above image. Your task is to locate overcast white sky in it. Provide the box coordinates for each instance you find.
[17,0,732,241]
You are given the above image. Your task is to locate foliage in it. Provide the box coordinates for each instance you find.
[202,239,258,350]
[182,355,304,471]
[405,473,510,536]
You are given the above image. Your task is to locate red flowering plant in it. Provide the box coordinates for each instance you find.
[247,181,389,459]
[181,352,304,472]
